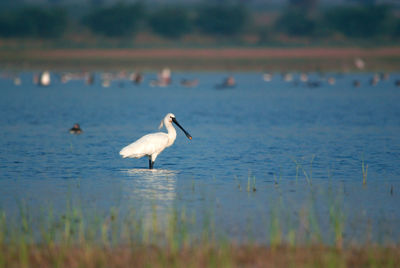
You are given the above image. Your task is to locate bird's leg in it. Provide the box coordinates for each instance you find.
[149,159,154,169]
[149,154,158,170]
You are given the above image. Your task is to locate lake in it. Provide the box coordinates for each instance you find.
[0,71,399,245]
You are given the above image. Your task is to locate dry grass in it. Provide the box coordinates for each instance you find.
[1,47,399,71]
[1,244,399,268]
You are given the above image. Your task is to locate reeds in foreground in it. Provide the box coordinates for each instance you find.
[0,166,397,267]
[362,157,368,186]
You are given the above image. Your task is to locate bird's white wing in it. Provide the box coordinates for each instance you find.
[120,132,169,158]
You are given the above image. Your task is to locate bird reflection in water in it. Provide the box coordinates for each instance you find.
[121,169,179,232]
[121,169,178,202]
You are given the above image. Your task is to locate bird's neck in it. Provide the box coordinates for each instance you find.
[165,122,177,147]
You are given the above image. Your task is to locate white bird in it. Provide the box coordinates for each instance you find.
[39,71,51,86]
[120,113,192,169]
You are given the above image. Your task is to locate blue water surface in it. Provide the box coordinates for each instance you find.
[0,71,399,244]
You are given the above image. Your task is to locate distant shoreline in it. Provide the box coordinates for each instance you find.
[1,47,399,71]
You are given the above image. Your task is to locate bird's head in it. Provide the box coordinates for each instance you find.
[167,113,176,123]
[159,113,175,129]
[160,113,192,140]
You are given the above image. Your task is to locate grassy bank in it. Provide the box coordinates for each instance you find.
[1,47,400,71]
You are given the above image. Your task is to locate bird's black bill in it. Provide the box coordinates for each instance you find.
[172,118,192,140]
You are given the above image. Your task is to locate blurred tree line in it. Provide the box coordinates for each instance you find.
[0,7,67,38]
[0,1,398,42]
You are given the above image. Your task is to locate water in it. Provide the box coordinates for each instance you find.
[0,71,400,244]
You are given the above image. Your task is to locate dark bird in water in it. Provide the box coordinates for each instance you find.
[353,80,361,87]
[131,73,143,85]
[85,73,95,85]
[69,123,83,134]
[180,78,199,88]
[216,76,236,89]
[306,81,321,88]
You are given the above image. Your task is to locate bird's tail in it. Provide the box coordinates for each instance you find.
[119,148,129,158]
[120,148,142,159]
